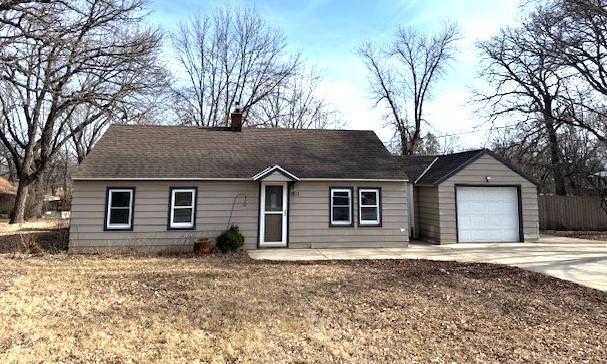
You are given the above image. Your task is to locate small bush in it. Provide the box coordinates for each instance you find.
[216,225,245,253]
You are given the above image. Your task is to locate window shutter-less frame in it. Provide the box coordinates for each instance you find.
[329,187,354,227]
[104,187,135,231]
[168,187,197,230]
[358,188,381,227]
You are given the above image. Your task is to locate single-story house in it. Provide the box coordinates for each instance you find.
[68,111,539,253]
[69,112,409,252]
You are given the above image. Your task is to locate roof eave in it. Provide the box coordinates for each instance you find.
[430,149,487,185]
[72,176,409,182]
[252,165,300,181]
[428,149,540,186]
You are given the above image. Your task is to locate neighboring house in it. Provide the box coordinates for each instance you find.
[69,111,409,252]
[400,150,540,244]
[0,177,16,217]
[69,111,539,252]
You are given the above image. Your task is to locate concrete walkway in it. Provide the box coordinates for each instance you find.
[248,237,607,292]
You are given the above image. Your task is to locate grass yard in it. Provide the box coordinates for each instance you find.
[0,255,606,363]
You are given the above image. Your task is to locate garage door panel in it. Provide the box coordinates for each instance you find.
[456,186,520,243]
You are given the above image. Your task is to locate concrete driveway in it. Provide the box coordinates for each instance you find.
[248,237,607,291]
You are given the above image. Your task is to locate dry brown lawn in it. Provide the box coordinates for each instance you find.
[544,230,607,242]
[0,219,69,254]
[0,254,606,363]
[0,218,68,235]
[0,177,16,194]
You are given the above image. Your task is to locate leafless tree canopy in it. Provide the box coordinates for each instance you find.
[68,89,169,164]
[249,67,342,129]
[477,0,607,197]
[171,7,335,127]
[415,132,459,155]
[476,23,572,194]
[0,0,166,223]
[533,0,607,142]
[358,23,460,155]
[493,125,607,194]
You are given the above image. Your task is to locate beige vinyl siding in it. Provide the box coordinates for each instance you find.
[69,181,259,252]
[414,186,440,242]
[289,181,408,248]
[437,154,539,243]
[70,180,409,252]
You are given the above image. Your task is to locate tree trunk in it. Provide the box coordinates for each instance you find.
[409,122,421,155]
[407,138,419,155]
[6,158,16,182]
[25,173,46,219]
[10,179,32,224]
[544,114,567,195]
[400,129,409,155]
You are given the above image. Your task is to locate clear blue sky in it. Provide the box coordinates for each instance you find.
[148,0,522,148]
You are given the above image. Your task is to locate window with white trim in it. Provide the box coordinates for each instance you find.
[105,188,134,230]
[169,188,196,229]
[330,188,352,226]
[359,188,381,226]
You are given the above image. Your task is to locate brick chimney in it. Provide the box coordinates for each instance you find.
[230,105,242,131]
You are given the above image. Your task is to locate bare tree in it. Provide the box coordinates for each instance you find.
[493,124,606,194]
[68,90,169,163]
[476,23,571,195]
[388,131,458,155]
[358,23,460,155]
[418,132,459,155]
[588,172,607,215]
[0,1,50,11]
[0,0,166,223]
[533,0,607,142]
[0,143,16,180]
[68,107,112,164]
[170,7,301,127]
[492,128,554,191]
[249,66,342,129]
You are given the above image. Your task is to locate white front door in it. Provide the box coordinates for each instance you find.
[259,182,288,247]
[456,186,520,243]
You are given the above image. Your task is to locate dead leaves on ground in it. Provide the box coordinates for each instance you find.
[0,255,605,363]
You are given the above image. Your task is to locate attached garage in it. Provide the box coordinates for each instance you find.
[400,149,539,244]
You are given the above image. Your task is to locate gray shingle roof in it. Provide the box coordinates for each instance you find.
[73,125,408,180]
[396,149,538,186]
[416,149,485,184]
[395,155,437,182]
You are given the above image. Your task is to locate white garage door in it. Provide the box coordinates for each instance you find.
[456,186,520,243]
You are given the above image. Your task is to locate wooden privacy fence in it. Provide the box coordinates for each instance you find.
[539,195,607,231]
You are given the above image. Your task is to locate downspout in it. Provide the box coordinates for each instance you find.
[410,157,438,240]
[407,182,417,239]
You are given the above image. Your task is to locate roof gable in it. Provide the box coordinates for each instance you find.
[397,149,539,186]
[417,149,486,185]
[481,149,539,186]
[252,165,299,181]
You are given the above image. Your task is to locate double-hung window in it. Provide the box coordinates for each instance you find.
[105,188,135,230]
[330,188,353,226]
[358,188,381,226]
[169,187,197,229]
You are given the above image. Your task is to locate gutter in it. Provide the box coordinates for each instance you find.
[72,177,410,182]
